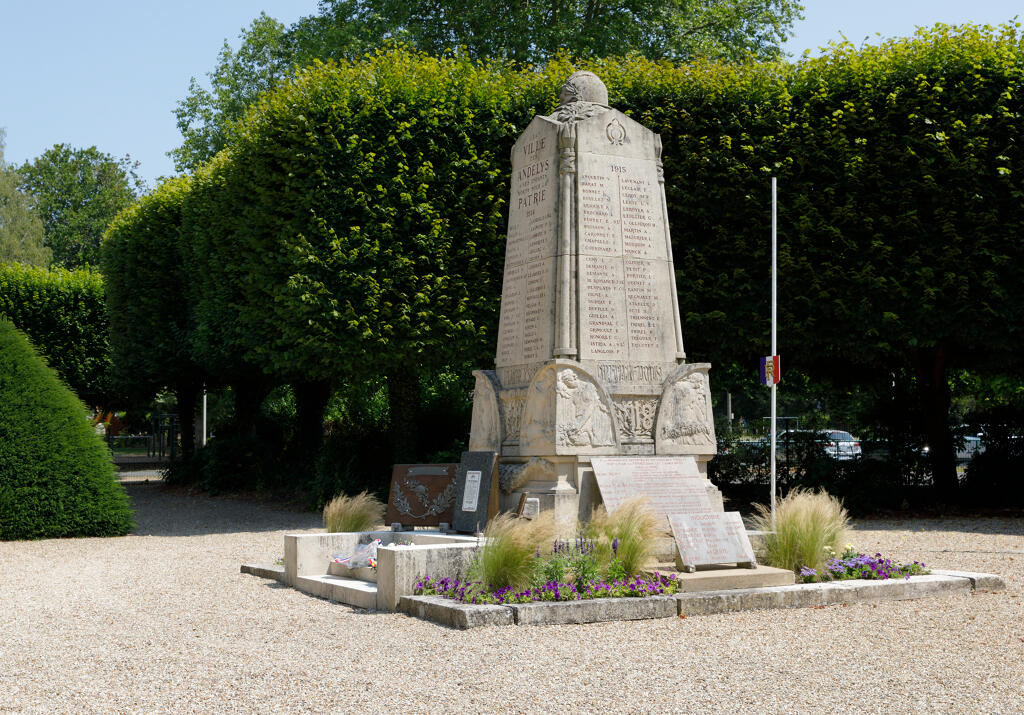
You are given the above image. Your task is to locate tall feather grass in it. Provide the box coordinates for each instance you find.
[466,512,556,591]
[322,491,386,533]
[751,488,850,574]
[586,495,663,576]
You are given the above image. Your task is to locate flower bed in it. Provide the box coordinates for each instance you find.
[799,546,929,583]
[414,572,680,605]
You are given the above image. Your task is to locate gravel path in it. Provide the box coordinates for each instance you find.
[1,481,1022,714]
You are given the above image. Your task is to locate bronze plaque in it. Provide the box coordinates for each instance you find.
[385,463,458,528]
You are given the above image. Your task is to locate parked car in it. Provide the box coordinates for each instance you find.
[777,429,862,461]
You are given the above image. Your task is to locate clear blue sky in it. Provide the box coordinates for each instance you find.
[1,0,1020,189]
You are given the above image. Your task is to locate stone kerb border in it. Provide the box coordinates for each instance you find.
[397,571,1005,629]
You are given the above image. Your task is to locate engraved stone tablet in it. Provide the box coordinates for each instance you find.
[384,463,457,529]
[452,451,499,533]
[669,512,757,571]
[590,456,713,524]
[461,471,482,512]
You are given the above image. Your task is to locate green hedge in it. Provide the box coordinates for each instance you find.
[0,320,133,539]
[0,263,112,405]
[110,28,1024,494]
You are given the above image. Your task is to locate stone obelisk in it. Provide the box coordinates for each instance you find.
[468,72,719,523]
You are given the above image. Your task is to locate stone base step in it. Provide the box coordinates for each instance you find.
[294,574,379,610]
[667,564,796,592]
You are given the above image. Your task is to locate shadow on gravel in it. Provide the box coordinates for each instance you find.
[125,482,322,537]
[854,517,1024,536]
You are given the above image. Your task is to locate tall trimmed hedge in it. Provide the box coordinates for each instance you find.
[0,263,112,405]
[0,320,133,539]
[112,26,1024,490]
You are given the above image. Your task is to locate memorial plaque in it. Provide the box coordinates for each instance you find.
[385,463,458,529]
[669,512,757,571]
[452,451,499,533]
[590,456,713,524]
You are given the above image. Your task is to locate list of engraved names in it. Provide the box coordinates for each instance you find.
[496,122,558,368]
[577,153,674,363]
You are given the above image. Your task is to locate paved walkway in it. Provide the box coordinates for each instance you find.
[0,482,1021,713]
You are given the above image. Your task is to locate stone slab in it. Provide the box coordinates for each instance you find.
[672,564,794,592]
[385,463,458,528]
[510,595,677,626]
[400,595,514,629]
[240,563,284,581]
[676,574,975,617]
[452,451,498,534]
[589,456,710,523]
[669,512,756,570]
[929,569,1007,590]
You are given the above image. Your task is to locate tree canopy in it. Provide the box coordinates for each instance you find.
[0,130,50,267]
[171,0,803,170]
[18,144,143,269]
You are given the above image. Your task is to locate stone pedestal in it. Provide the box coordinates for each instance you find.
[469,71,718,524]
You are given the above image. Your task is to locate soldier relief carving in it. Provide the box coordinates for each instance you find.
[659,372,715,448]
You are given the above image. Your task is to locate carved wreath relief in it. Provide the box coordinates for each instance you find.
[390,478,457,519]
[613,397,658,440]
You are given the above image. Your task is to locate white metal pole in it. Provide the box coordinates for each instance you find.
[770,177,778,528]
[202,388,208,446]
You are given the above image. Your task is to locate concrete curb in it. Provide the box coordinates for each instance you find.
[397,571,1004,628]
[510,595,676,625]
[399,595,514,629]
[241,563,285,581]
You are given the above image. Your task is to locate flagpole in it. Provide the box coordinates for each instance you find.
[770,177,778,528]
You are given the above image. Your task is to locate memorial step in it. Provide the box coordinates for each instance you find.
[655,563,795,592]
[295,574,378,610]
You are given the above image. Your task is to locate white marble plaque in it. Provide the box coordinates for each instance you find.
[495,117,559,369]
[590,456,712,523]
[461,470,481,512]
[669,512,756,568]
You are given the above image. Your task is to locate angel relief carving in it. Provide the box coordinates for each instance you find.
[554,369,615,447]
[659,372,715,447]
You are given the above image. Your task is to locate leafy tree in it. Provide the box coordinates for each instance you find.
[18,144,143,269]
[102,177,205,456]
[171,0,802,170]
[0,130,50,267]
[170,14,291,173]
[778,25,1024,497]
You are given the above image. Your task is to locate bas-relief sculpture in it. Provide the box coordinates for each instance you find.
[467,70,718,521]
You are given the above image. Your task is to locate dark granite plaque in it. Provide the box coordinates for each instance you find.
[452,451,499,534]
[385,463,458,529]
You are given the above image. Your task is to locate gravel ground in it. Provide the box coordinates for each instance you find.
[1,479,1022,714]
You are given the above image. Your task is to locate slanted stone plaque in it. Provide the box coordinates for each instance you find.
[385,463,457,529]
[452,451,499,533]
[590,456,713,524]
[669,512,757,572]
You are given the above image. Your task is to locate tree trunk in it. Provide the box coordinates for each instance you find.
[386,369,421,464]
[175,380,199,459]
[292,379,333,463]
[910,345,958,501]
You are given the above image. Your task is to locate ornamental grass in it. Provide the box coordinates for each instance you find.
[586,495,663,577]
[751,488,850,575]
[322,491,385,533]
[466,511,557,591]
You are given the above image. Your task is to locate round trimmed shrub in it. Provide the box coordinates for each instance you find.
[0,320,134,539]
